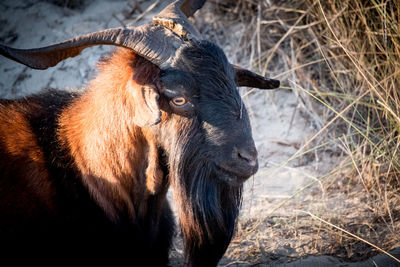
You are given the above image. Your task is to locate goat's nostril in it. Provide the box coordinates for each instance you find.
[237,148,258,167]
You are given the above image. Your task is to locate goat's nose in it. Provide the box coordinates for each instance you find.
[236,146,258,167]
[218,145,259,181]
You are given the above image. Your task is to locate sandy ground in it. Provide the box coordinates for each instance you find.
[1,0,399,266]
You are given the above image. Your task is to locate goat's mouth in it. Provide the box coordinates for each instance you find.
[215,165,256,187]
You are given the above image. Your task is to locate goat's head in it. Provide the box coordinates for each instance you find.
[157,40,258,185]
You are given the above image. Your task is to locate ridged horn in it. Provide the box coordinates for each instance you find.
[0,24,184,70]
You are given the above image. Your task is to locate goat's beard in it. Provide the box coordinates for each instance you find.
[167,122,242,266]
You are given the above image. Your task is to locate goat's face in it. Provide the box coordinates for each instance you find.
[150,40,258,186]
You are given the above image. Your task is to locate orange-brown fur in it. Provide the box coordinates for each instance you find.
[58,49,167,221]
[0,48,168,230]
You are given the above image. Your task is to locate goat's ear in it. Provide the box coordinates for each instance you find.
[233,65,280,89]
[128,80,162,127]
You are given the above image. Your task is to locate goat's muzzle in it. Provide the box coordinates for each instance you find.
[217,143,259,186]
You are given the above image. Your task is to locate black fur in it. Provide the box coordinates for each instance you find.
[156,41,253,266]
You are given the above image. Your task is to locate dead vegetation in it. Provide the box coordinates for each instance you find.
[192,0,400,265]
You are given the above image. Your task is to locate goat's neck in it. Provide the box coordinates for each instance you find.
[58,50,165,222]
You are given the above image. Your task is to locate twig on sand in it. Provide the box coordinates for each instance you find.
[296,210,400,264]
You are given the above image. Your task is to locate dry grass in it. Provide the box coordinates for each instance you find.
[195,0,400,264]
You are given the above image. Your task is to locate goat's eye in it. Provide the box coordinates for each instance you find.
[171,97,187,106]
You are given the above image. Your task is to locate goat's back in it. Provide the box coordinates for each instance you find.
[0,96,56,230]
[0,92,111,254]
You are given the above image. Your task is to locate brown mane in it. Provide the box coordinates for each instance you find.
[58,49,166,221]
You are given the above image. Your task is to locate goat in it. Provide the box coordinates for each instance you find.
[0,0,280,266]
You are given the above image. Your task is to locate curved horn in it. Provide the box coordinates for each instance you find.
[153,0,203,40]
[233,65,280,89]
[0,24,184,70]
[179,0,206,17]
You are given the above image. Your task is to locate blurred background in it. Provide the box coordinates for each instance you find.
[1,0,399,265]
